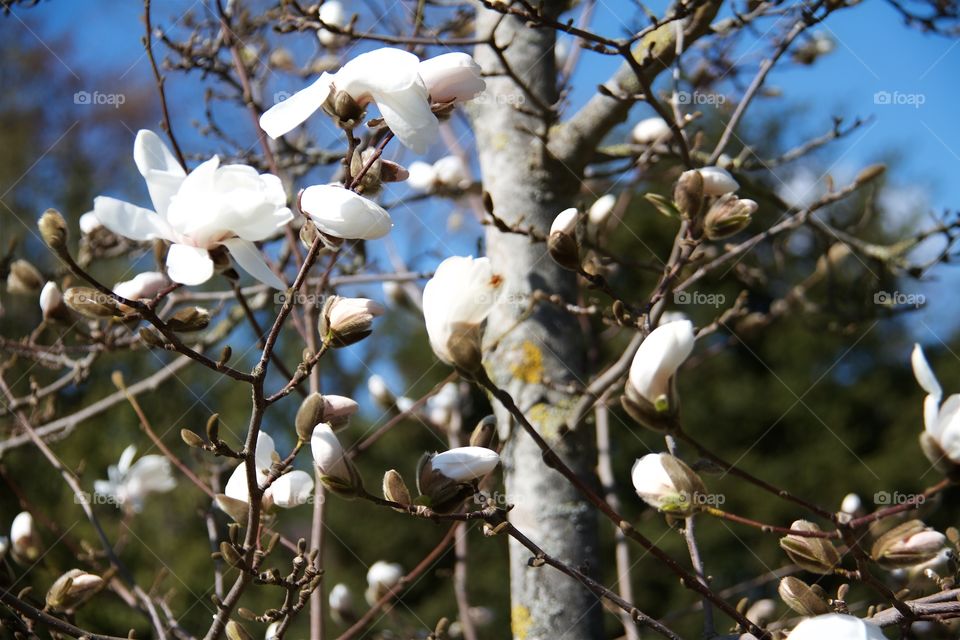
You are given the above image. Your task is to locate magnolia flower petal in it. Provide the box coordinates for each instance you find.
[698,166,739,196]
[431,446,500,482]
[259,74,334,139]
[117,445,137,476]
[936,394,960,459]
[165,244,216,286]
[311,423,350,481]
[224,462,251,502]
[127,455,177,493]
[912,344,942,400]
[221,238,287,290]
[93,196,173,242]
[270,470,315,508]
[254,431,277,473]
[417,52,485,103]
[113,271,168,301]
[374,86,439,155]
[134,130,186,216]
[631,454,675,508]
[787,613,885,640]
[335,48,422,95]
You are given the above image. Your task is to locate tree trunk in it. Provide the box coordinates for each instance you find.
[471,7,604,640]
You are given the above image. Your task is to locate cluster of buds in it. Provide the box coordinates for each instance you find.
[778,520,841,574]
[320,295,385,347]
[660,166,756,240]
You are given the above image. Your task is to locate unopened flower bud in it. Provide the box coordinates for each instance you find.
[548,208,580,271]
[855,163,886,186]
[779,520,840,574]
[588,194,617,230]
[777,576,831,616]
[623,321,694,431]
[704,194,757,240]
[7,259,43,295]
[431,446,500,482]
[674,170,704,219]
[469,415,497,448]
[416,448,495,513]
[45,569,103,611]
[349,148,384,194]
[296,393,324,441]
[225,620,253,640]
[64,287,121,318]
[321,296,385,347]
[166,306,210,332]
[365,561,403,604]
[329,89,364,126]
[329,583,356,623]
[10,511,40,562]
[631,453,705,517]
[38,209,69,255]
[382,469,412,507]
[311,423,362,496]
[871,520,947,568]
[698,166,739,196]
[39,282,70,322]
[181,429,205,448]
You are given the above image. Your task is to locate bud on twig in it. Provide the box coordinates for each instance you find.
[469,415,497,449]
[382,469,412,508]
[871,520,947,568]
[778,576,831,616]
[547,208,580,271]
[225,620,253,640]
[779,520,840,574]
[703,194,757,240]
[320,296,385,347]
[311,423,362,496]
[7,260,44,295]
[166,307,211,332]
[64,287,122,318]
[631,453,705,517]
[39,282,70,322]
[45,569,103,611]
[674,169,704,219]
[38,209,69,256]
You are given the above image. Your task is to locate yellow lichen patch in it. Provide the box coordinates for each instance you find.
[492,131,510,151]
[511,604,532,640]
[510,340,543,384]
[527,399,576,441]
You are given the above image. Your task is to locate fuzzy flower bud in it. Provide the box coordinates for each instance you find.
[704,194,757,240]
[39,282,69,322]
[7,259,43,295]
[46,569,103,611]
[871,520,947,568]
[698,166,739,196]
[777,576,831,616]
[38,209,69,255]
[623,320,695,431]
[311,423,361,495]
[779,520,841,574]
[321,296,385,347]
[674,170,704,219]
[548,208,580,271]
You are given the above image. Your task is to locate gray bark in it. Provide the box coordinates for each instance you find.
[471,7,604,640]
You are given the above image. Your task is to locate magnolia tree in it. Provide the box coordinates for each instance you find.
[4,0,960,639]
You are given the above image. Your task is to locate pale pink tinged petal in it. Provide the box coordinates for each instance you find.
[93,196,173,241]
[912,344,942,400]
[221,238,286,290]
[373,85,439,154]
[259,75,334,139]
[165,243,215,286]
[133,130,186,178]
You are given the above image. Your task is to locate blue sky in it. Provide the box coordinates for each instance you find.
[11,0,960,347]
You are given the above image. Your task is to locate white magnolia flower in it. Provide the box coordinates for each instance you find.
[422,256,503,370]
[94,130,291,289]
[329,582,353,611]
[317,1,347,47]
[627,320,695,410]
[260,48,483,154]
[39,282,63,319]
[406,156,470,193]
[698,166,739,196]
[79,211,102,234]
[417,52,485,104]
[631,117,671,145]
[261,48,436,153]
[94,446,176,513]
[430,446,499,482]
[588,194,616,228]
[311,423,351,484]
[912,344,960,462]
[299,185,392,240]
[366,560,403,603]
[224,432,314,509]
[551,208,578,237]
[11,511,38,561]
[787,614,885,640]
[113,271,167,301]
